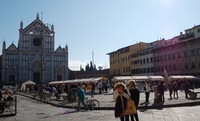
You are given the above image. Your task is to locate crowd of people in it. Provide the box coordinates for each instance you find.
[21,80,111,101]
[113,79,199,121]
[0,78,198,119]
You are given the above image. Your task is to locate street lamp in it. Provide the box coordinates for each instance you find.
[5,65,8,84]
[13,65,17,86]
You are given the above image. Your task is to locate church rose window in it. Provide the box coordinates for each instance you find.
[33,38,42,46]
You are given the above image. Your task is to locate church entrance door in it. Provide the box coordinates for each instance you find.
[34,72,40,84]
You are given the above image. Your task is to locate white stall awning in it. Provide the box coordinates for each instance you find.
[182,75,196,79]
[148,76,164,80]
[132,76,149,80]
[111,76,132,82]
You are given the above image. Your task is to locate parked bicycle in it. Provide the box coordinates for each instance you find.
[72,95,100,110]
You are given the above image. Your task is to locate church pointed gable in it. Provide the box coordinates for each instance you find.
[7,43,18,51]
[55,46,64,53]
[22,18,52,35]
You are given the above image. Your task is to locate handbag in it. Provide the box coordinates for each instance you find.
[123,99,136,115]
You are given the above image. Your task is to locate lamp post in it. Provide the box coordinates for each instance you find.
[13,65,17,86]
[5,65,8,84]
[40,20,43,92]
[29,22,43,92]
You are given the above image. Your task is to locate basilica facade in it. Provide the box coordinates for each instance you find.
[1,14,68,85]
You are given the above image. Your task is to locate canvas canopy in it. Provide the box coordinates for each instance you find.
[169,75,196,80]
[132,76,149,80]
[112,76,150,82]
[111,76,133,82]
[49,77,107,85]
[182,75,196,79]
[148,76,164,80]
[21,80,36,91]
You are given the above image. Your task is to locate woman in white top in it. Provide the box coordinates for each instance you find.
[144,81,151,103]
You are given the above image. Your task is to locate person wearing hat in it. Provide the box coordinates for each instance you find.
[129,80,140,121]
[113,82,130,121]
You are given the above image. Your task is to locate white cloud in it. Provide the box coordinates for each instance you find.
[69,60,88,71]
[69,60,108,71]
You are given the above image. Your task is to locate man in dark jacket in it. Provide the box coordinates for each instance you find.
[129,80,140,121]
[183,81,189,99]
[157,81,165,103]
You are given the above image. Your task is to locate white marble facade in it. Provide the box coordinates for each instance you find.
[1,14,68,85]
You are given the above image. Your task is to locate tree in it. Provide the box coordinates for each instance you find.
[89,61,93,71]
[93,64,97,71]
[85,63,90,71]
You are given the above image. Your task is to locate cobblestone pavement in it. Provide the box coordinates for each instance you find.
[1,95,200,121]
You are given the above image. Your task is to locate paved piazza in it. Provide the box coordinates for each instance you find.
[1,95,200,121]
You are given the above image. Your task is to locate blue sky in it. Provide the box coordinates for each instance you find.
[0,0,200,70]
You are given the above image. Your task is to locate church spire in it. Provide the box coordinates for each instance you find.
[20,20,23,29]
[51,24,54,32]
[3,39,6,50]
[36,12,39,19]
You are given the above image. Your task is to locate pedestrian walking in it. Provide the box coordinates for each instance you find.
[168,81,173,99]
[157,81,165,103]
[98,81,103,94]
[129,80,140,121]
[76,86,87,111]
[91,82,95,94]
[144,81,151,103]
[113,82,130,121]
[104,81,108,93]
[183,81,189,99]
[173,81,178,99]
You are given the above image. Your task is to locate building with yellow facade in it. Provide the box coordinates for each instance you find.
[108,24,200,77]
[108,42,147,76]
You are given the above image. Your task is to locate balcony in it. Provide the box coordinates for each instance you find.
[179,33,195,40]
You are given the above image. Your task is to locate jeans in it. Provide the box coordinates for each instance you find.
[169,89,173,99]
[174,90,178,98]
[98,88,102,94]
[77,99,86,111]
[160,93,165,103]
[130,112,139,121]
[120,115,129,121]
[145,92,150,103]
